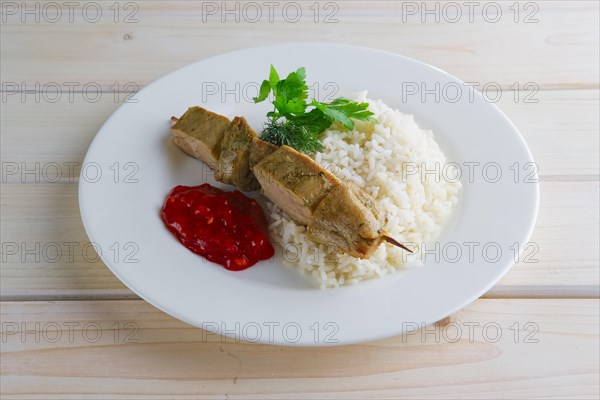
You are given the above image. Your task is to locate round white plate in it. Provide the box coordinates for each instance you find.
[79,43,539,345]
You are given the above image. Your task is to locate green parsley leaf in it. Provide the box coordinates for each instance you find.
[268,64,280,87]
[255,66,375,154]
[310,98,375,130]
[254,80,271,103]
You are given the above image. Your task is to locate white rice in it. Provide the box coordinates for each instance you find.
[266,92,461,288]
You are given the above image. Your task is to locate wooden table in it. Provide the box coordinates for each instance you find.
[1,1,599,398]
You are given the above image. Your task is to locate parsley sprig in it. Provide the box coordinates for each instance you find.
[253,65,375,154]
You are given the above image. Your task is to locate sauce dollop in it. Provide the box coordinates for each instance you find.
[161,184,274,270]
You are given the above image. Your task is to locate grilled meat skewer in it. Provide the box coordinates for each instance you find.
[170,107,412,258]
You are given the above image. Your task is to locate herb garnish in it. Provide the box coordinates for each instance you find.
[253,65,375,154]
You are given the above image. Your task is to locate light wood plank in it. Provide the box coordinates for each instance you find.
[1,299,598,399]
[2,90,598,179]
[0,96,118,175]
[0,182,131,297]
[498,89,599,177]
[1,180,598,299]
[1,1,598,89]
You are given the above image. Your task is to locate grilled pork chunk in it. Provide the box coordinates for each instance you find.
[307,182,385,258]
[171,107,231,167]
[215,117,260,191]
[253,146,339,225]
[171,109,267,191]
[249,136,278,169]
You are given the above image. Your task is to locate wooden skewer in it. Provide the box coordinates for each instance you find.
[383,235,413,253]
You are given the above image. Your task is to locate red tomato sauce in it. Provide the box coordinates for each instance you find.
[161,184,274,270]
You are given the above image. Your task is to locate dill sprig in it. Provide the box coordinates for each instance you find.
[260,120,324,153]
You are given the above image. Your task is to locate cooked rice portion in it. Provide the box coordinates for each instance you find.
[266,92,461,288]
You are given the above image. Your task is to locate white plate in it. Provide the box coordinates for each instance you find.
[79,43,539,345]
